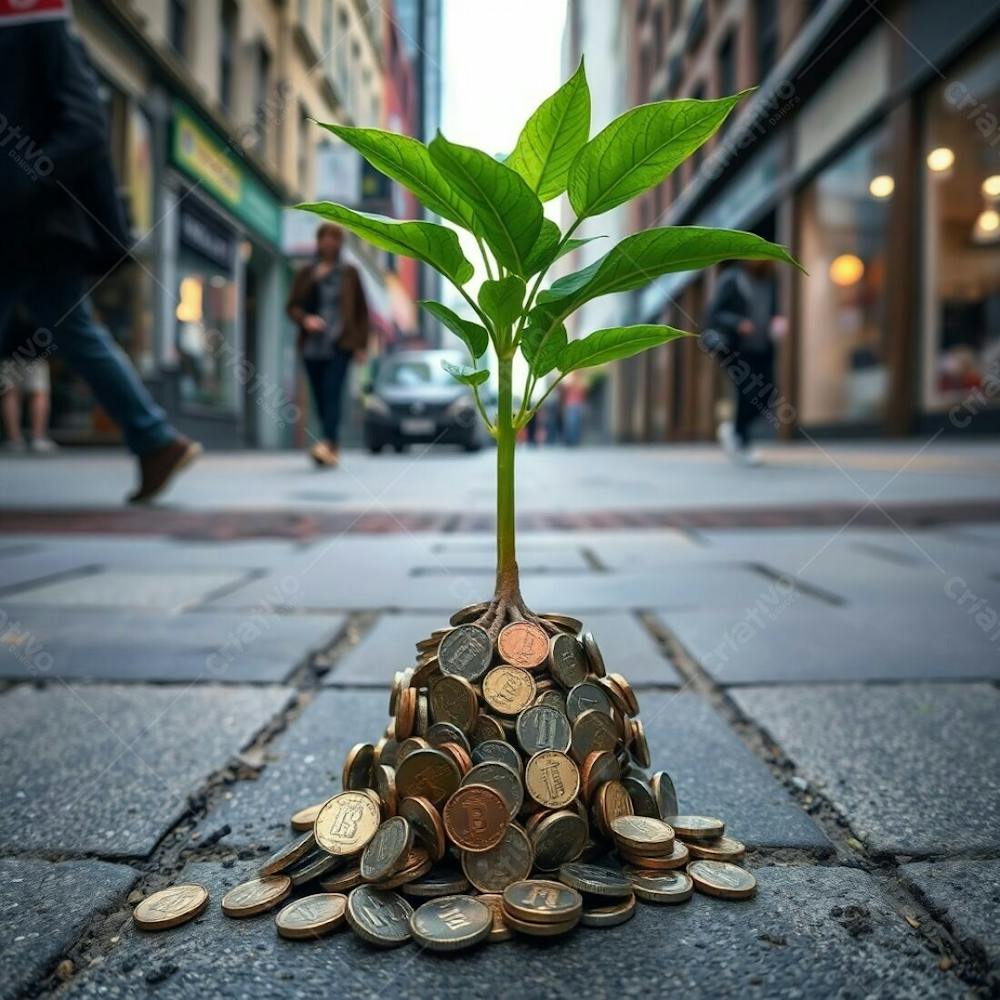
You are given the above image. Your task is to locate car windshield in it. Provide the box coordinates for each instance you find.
[378,358,456,388]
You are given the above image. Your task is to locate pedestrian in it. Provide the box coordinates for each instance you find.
[0,12,201,501]
[560,374,587,447]
[286,223,371,468]
[703,259,787,466]
[1,306,58,453]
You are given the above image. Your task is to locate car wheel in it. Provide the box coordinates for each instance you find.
[393,441,407,454]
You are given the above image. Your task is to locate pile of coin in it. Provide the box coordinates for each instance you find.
[132,607,757,947]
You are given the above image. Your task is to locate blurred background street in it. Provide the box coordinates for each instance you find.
[2,0,1000,997]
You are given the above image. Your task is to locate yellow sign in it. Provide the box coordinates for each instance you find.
[173,111,241,207]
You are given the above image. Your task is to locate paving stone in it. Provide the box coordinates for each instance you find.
[660,600,1000,684]
[640,692,830,851]
[0,608,345,683]
[0,858,138,1000]
[324,613,444,687]
[4,568,251,611]
[196,690,387,849]
[61,860,962,999]
[582,611,681,685]
[731,684,1000,856]
[407,544,591,573]
[0,684,292,857]
[900,858,1000,974]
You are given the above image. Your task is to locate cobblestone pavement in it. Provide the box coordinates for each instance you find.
[0,444,998,998]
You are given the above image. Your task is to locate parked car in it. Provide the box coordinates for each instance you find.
[362,350,486,453]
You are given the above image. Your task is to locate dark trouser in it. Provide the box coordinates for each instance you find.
[0,278,176,456]
[303,349,352,445]
[730,348,775,447]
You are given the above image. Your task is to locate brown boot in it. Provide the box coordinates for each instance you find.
[310,441,339,468]
[128,437,202,504]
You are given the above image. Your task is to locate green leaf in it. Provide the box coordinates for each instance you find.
[521,306,567,376]
[508,58,591,202]
[538,226,800,318]
[523,219,561,275]
[478,276,525,328]
[313,123,473,228]
[558,325,690,373]
[442,360,490,386]
[568,93,747,219]
[428,133,543,276]
[556,235,605,262]
[419,300,489,359]
[295,202,474,286]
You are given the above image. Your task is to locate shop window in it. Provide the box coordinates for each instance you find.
[220,0,237,112]
[797,124,891,425]
[921,37,1000,414]
[755,0,777,83]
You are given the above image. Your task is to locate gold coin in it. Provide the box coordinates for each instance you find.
[132,884,209,931]
[275,892,348,939]
[665,815,726,841]
[579,750,620,801]
[341,742,375,791]
[570,709,619,763]
[394,747,462,806]
[221,875,291,917]
[319,864,363,893]
[497,621,549,670]
[429,675,479,733]
[685,835,746,861]
[502,910,580,936]
[442,784,509,852]
[629,870,694,904]
[375,763,397,816]
[610,815,675,855]
[580,892,636,927]
[607,673,639,716]
[628,718,651,768]
[482,665,536,716]
[478,893,513,941]
[525,750,580,809]
[290,801,326,832]
[593,780,633,838]
[619,839,690,870]
[259,831,316,876]
[314,791,381,856]
[687,859,757,900]
[398,795,447,862]
[502,879,583,924]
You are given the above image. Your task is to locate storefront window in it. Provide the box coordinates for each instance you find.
[175,202,239,413]
[797,125,891,425]
[921,37,1000,414]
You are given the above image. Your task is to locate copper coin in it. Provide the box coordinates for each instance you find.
[439,741,473,775]
[530,810,588,870]
[461,822,534,892]
[275,892,348,938]
[594,780,633,838]
[502,879,582,924]
[314,791,381,856]
[687,859,756,900]
[442,783,509,852]
[610,815,675,855]
[409,894,493,952]
[397,736,432,763]
[398,795,447,862]
[259,831,316,876]
[430,675,479,733]
[665,815,725,841]
[525,750,580,809]
[221,875,292,917]
[685,835,746,861]
[395,686,417,740]
[571,709,619,762]
[580,750,621,801]
[581,631,606,677]
[548,633,589,689]
[462,761,523,818]
[438,623,493,682]
[619,840,690,870]
[394,747,462,807]
[478,892,513,941]
[133,884,209,931]
[369,847,432,889]
[482,665,537,716]
[497,621,549,669]
[290,801,326,832]
[608,673,639,715]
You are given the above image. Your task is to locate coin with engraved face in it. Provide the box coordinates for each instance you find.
[530,811,587,871]
[565,681,613,721]
[516,704,572,755]
[497,621,549,669]
[471,739,522,774]
[502,879,582,924]
[610,815,675,855]
[482,665,536,716]
[133,884,209,930]
[651,771,679,819]
[622,775,659,818]
[438,624,493,682]
[430,675,479,733]
[398,796,447,862]
[409,894,492,952]
[462,761,523,818]
[570,709,619,762]
[345,886,414,947]
[525,750,580,809]
[664,815,725,841]
[443,784,509,852]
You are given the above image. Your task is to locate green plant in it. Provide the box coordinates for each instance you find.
[298,61,799,635]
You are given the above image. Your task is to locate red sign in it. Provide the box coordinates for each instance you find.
[0,0,70,25]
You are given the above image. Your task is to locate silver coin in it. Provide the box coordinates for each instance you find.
[548,633,589,689]
[581,631,606,677]
[437,624,493,682]
[360,816,413,883]
[534,689,568,713]
[401,865,470,898]
[623,775,659,818]
[472,739,523,774]
[461,823,534,893]
[345,886,413,947]
[558,862,632,898]
[515,704,572,755]
[409,894,492,952]
[565,681,613,721]
[461,761,523,818]
[426,721,471,753]
[651,770,679,819]
[530,810,588,871]
[286,847,341,886]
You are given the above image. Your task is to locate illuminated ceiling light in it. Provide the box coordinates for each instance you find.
[829,254,865,287]
[977,209,1000,233]
[926,147,955,172]
[868,174,895,198]
[982,175,1000,198]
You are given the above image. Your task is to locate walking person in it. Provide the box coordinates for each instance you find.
[287,224,371,468]
[560,374,587,447]
[1,306,58,453]
[703,260,787,466]
[0,12,201,500]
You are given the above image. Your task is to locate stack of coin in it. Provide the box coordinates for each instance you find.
[138,605,757,945]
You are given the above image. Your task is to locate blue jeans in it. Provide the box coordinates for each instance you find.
[0,278,176,457]
[303,349,352,446]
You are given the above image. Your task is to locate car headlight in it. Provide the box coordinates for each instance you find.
[445,396,475,418]
[364,396,391,417]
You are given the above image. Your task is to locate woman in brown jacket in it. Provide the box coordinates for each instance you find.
[286,223,370,467]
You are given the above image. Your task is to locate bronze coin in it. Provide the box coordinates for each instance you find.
[461,822,534,892]
[394,748,462,807]
[430,675,479,733]
[462,761,523,817]
[438,624,493,682]
[619,840,690,870]
[558,862,632,898]
[373,735,398,769]
[409,894,493,952]
[548,633,589,689]
[571,709,619,762]
[515,704,572,755]
[275,892,348,939]
[525,750,580,809]
[593,780,633,838]
[221,875,291,918]
[398,795,447,862]
[369,847,432,890]
[318,864,363,893]
[497,621,549,669]
[395,686,417,740]
[360,816,414,883]
[610,815,675,855]
[314,791,381,856]
[471,713,505,745]
[666,815,725,841]
[259,831,316,876]
[439,741,473,775]
[530,810,588,870]
[565,680,613,720]
[687,859,757,900]
[607,673,639,715]
[685,835,746,861]
[581,631,606,676]
[341,742,375,791]
[580,750,621,801]
[397,736,432,763]
[290,801,326,832]
[595,677,628,716]
[580,892,636,927]
[629,718,651,768]
[477,893,513,941]
[443,784,509,852]
[133,884,209,931]
[482,665,537,716]
[502,879,582,924]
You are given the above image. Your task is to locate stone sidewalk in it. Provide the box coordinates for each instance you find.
[1,450,999,997]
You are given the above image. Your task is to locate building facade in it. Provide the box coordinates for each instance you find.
[600,0,1000,441]
[51,0,431,451]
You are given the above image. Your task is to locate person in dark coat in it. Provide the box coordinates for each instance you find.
[0,13,200,501]
[286,224,370,468]
[703,260,786,466]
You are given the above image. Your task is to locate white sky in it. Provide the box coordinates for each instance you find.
[441,0,568,154]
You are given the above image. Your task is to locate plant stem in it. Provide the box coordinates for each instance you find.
[494,349,519,602]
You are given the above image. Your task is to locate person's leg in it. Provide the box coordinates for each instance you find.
[1,377,23,444]
[302,358,330,439]
[733,369,756,448]
[20,280,176,456]
[322,348,353,447]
